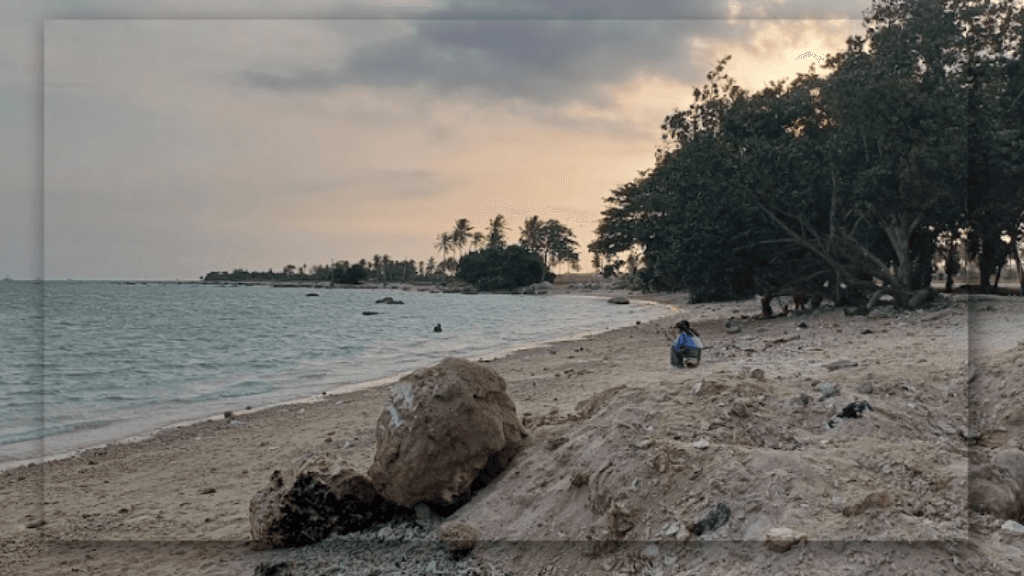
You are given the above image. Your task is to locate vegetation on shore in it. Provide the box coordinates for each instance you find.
[590,0,1023,306]
[202,214,580,290]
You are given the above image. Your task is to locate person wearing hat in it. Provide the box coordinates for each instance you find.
[670,320,702,368]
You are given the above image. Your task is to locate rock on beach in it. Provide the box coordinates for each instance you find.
[368,357,529,511]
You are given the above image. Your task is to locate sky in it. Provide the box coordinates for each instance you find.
[1,0,871,281]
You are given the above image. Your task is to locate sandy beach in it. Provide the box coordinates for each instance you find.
[2,285,1023,575]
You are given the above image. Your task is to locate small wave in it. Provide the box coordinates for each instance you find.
[0,418,118,446]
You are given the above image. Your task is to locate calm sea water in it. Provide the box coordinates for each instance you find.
[0,281,669,467]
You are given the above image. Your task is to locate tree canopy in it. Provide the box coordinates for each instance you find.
[590,0,1023,305]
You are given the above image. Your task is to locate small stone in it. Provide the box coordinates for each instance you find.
[730,401,748,418]
[438,520,480,556]
[843,490,891,517]
[765,527,807,552]
[856,381,874,394]
[692,437,710,450]
[415,503,441,527]
[749,368,765,381]
[824,358,858,371]
[691,502,730,536]
[663,523,681,536]
[199,487,216,494]
[816,382,840,400]
[837,400,872,419]
[223,411,233,419]
[640,544,660,559]
[936,421,958,436]
[1003,520,1024,535]
[691,381,704,395]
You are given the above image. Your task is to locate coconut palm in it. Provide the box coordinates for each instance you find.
[434,233,453,274]
[487,214,508,249]
[470,231,486,251]
[519,216,545,262]
[451,218,473,258]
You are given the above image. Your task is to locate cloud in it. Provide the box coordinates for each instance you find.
[242,18,752,109]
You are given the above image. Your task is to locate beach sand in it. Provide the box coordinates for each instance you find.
[2,287,1023,575]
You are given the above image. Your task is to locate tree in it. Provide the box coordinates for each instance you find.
[591,0,990,307]
[470,231,486,251]
[519,216,545,254]
[451,218,474,258]
[456,245,546,291]
[434,233,453,274]
[487,214,509,249]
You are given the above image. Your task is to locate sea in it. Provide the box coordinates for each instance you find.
[0,280,671,469]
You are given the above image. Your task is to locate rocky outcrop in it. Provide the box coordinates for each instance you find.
[607,296,630,305]
[368,357,528,511]
[250,456,384,549]
[375,297,404,304]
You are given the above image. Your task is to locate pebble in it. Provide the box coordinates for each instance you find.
[816,382,840,401]
[765,527,807,553]
[1001,520,1024,535]
[692,437,710,449]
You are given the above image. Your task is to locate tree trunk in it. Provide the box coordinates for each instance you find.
[1015,244,1024,296]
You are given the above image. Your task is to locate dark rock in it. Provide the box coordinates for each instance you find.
[249,456,384,549]
[691,502,730,536]
[608,296,630,305]
[375,296,404,304]
[368,357,529,511]
[306,293,318,297]
[837,400,871,419]
[434,323,443,333]
[254,561,293,576]
[362,311,379,316]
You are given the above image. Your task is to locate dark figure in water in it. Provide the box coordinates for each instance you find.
[434,323,443,333]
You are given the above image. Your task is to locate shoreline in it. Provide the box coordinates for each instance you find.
[3,289,1021,574]
[0,289,675,474]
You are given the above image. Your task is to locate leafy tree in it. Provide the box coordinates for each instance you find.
[456,246,547,291]
[590,0,1008,307]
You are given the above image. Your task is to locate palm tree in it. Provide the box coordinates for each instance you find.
[451,218,473,258]
[434,233,452,274]
[372,255,382,281]
[470,231,486,251]
[382,254,391,284]
[426,257,436,277]
[487,214,508,249]
[520,216,545,263]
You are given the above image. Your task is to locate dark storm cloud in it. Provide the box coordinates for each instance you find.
[243,18,743,106]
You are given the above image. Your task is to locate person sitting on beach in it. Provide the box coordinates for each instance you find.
[670,320,702,368]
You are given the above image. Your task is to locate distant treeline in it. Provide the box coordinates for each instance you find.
[203,213,584,290]
[204,259,414,284]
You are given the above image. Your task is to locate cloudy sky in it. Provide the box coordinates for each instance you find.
[2,1,869,281]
